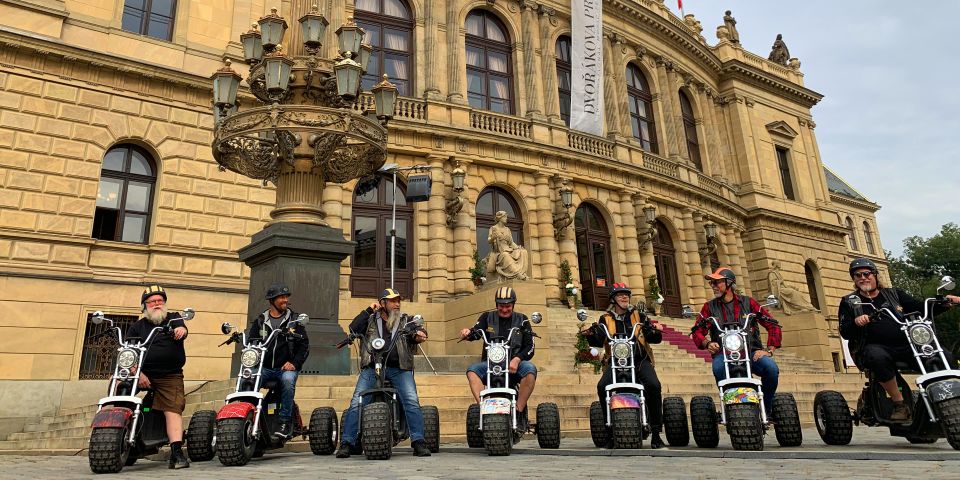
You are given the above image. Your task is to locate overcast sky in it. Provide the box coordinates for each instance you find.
[670,1,959,257]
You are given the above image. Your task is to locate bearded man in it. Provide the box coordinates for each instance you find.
[125,285,190,469]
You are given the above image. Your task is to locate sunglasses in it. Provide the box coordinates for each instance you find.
[708,279,725,286]
[852,271,874,279]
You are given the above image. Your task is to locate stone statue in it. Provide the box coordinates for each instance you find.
[767,260,817,315]
[486,210,529,282]
[768,34,790,66]
[723,10,740,44]
[684,14,704,40]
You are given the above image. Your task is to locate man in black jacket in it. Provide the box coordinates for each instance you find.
[126,285,190,469]
[245,283,309,438]
[459,286,537,430]
[839,258,960,421]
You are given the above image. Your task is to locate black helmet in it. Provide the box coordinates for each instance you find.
[494,286,517,304]
[141,285,167,305]
[265,283,292,300]
[609,282,631,299]
[849,258,878,277]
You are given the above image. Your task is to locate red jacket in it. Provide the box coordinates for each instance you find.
[691,295,782,353]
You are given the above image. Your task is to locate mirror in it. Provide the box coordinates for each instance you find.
[764,295,779,308]
[530,312,542,324]
[412,314,424,326]
[296,313,310,325]
[91,311,104,325]
[221,322,233,335]
[939,275,956,292]
[846,294,864,305]
[181,307,195,321]
[576,309,588,322]
[681,305,694,318]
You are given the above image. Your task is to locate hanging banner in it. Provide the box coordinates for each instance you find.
[570,0,605,135]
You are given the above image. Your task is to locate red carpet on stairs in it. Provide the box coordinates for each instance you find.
[657,323,712,362]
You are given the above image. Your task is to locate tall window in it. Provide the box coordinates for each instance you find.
[121,0,176,41]
[93,145,157,244]
[679,91,702,170]
[845,217,859,250]
[355,0,413,96]
[466,10,513,114]
[626,64,657,153]
[556,35,572,126]
[476,187,524,261]
[775,146,796,201]
[863,221,876,255]
[804,261,821,310]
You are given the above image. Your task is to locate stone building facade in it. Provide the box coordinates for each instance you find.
[0,0,885,394]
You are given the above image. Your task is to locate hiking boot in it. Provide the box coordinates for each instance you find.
[650,432,665,449]
[168,448,190,469]
[412,439,432,457]
[891,401,911,421]
[517,408,529,432]
[336,442,353,458]
[275,422,292,439]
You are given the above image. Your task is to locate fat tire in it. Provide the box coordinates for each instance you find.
[772,393,803,447]
[611,408,643,449]
[422,405,441,453]
[185,410,217,461]
[589,401,610,448]
[88,427,130,474]
[814,390,853,446]
[361,401,393,460]
[482,413,513,456]
[466,404,484,448]
[690,395,719,448]
[535,403,561,449]
[934,397,960,450]
[662,396,690,447]
[308,407,338,455]
[727,403,764,451]
[216,414,256,466]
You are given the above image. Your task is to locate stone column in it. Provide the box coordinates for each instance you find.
[520,0,542,118]
[426,155,451,301]
[557,187,580,297]
[721,223,744,279]
[733,224,753,295]
[652,59,676,157]
[602,34,620,137]
[680,207,707,304]
[453,160,474,296]
[446,1,464,103]
[538,5,560,121]
[692,211,708,272]
[632,193,655,299]
[535,173,562,303]
[423,0,442,99]
[664,65,685,161]
[697,87,719,176]
[618,191,644,301]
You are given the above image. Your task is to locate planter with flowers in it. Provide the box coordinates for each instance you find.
[574,324,603,374]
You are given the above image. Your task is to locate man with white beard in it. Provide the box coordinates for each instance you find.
[337,288,431,458]
[125,285,190,469]
[839,258,960,421]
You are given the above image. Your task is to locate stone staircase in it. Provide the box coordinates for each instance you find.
[0,308,870,453]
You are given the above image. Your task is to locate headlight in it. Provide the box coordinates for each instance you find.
[117,349,138,369]
[612,342,631,360]
[371,338,386,351]
[909,325,934,346]
[722,334,744,352]
[488,345,507,364]
[240,349,260,368]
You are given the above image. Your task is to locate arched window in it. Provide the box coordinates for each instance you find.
[556,35,572,126]
[845,217,859,250]
[92,144,157,243]
[626,64,657,153]
[679,90,702,170]
[804,261,822,310]
[355,0,414,96]
[350,174,414,298]
[476,186,523,261]
[466,10,513,113]
[863,221,876,255]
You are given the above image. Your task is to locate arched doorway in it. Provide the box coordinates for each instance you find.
[652,220,682,316]
[575,204,614,310]
[350,174,414,298]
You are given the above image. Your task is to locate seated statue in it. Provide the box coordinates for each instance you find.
[768,259,817,315]
[485,210,529,282]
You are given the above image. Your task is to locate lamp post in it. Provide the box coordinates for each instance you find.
[640,204,658,248]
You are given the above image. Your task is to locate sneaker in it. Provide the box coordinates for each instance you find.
[890,401,911,421]
[650,432,665,449]
[335,442,353,458]
[275,422,292,439]
[412,439,432,457]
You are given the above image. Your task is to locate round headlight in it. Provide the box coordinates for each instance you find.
[371,338,386,351]
[240,349,260,368]
[612,342,631,360]
[722,334,744,352]
[488,345,507,364]
[909,325,934,346]
[117,349,138,369]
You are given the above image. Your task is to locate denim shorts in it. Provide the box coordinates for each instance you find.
[467,360,537,384]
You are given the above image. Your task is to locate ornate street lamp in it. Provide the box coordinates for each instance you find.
[335,18,364,59]
[258,8,288,52]
[371,74,398,121]
[262,51,295,95]
[298,5,329,53]
[239,24,264,64]
[211,59,242,114]
[640,204,658,248]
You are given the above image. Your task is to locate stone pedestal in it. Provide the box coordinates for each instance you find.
[236,222,353,375]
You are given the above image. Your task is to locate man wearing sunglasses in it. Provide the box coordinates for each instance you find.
[691,267,782,418]
[839,258,960,421]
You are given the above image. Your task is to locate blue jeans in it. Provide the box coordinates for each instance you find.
[260,368,298,422]
[341,367,425,444]
[711,354,779,415]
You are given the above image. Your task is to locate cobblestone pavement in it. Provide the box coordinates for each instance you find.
[1,427,957,479]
